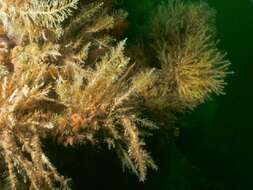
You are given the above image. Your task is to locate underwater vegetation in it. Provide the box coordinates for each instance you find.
[0,0,230,189]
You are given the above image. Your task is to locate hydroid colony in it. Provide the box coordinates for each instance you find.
[0,0,230,189]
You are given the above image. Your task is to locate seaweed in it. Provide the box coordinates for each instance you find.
[0,0,230,189]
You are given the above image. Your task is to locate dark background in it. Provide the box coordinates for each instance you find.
[49,0,253,189]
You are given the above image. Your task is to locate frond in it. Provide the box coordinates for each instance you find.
[24,0,79,28]
[132,68,158,96]
[54,39,157,180]
[149,0,231,111]
[0,60,70,189]
[0,0,79,41]
[119,117,157,182]
[86,15,114,33]
[12,42,61,65]
[63,2,104,38]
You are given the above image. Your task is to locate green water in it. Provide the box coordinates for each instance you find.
[49,1,253,189]
[117,0,253,189]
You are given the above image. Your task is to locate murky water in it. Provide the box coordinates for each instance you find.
[51,1,253,189]
[119,0,253,189]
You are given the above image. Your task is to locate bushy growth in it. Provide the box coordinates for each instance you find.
[0,0,230,189]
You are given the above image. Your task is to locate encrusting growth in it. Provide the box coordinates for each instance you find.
[0,0,230,189]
